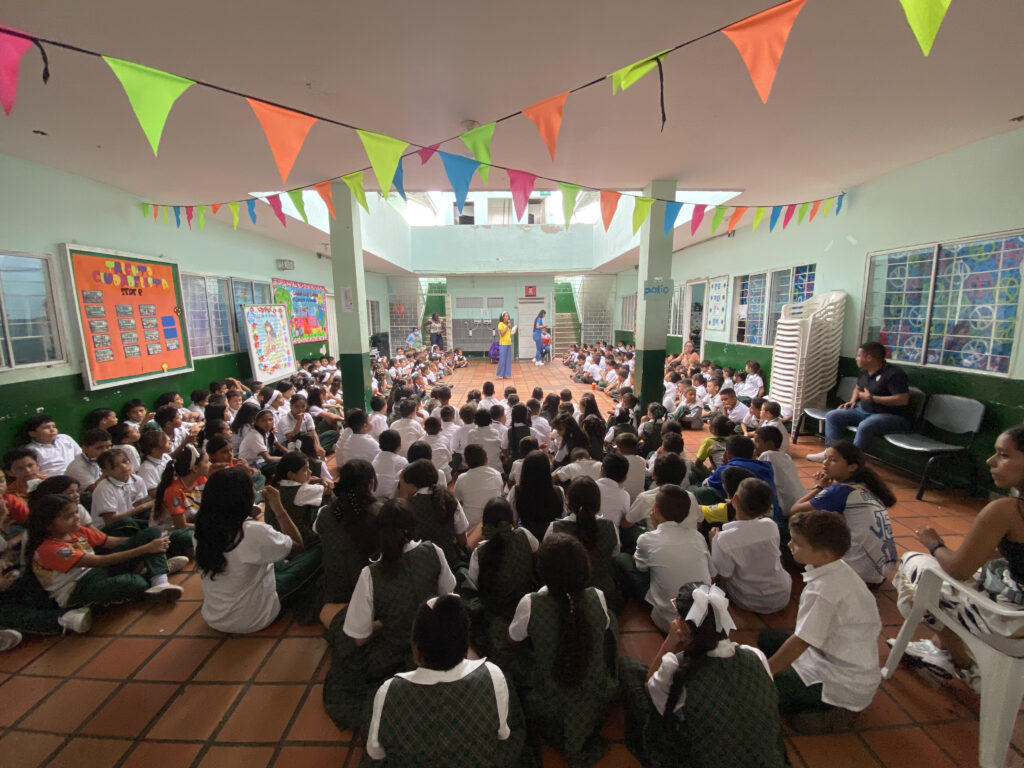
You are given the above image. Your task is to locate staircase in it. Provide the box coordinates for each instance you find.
[552,312,578,356]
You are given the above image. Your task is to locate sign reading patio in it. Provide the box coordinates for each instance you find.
[272,278,328,343]
[242,304,296,383]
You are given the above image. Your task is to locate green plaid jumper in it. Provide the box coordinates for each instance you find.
[268,484,320,546]
[317,503,379,604]
[409,494,464,571]
[550,518,624,613]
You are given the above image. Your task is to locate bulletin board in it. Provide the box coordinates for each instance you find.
[272,278,328,343]
[705,275,730,332]
[242,304,297,383]
[64,244,192,390]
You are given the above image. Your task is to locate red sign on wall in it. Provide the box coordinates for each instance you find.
[525,285,537,297]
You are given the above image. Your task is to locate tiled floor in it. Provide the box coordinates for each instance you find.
[2,360,1022,768]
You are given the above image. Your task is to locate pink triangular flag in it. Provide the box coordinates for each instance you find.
[267,194,287,227]
[0,28,34,116]
[417,143,440,165]
[507,169,538,222]
[782,203,796,229]
[185,205,194,229]
[690,204,707,235]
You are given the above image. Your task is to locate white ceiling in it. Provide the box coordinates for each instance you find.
[2,0,1022,259]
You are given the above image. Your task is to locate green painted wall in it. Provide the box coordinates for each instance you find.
[554,282,577,314]
[703,341,773,383]
[666,335,683,356]
[614,331,634,345]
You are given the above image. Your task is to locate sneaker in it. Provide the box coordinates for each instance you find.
[144,583,184,602]
[790,706,855,734]
[956,662,982,694]
[57,607,92,634]
[166,556,190,575]
[806,451,827,462]
[887,638,957,679]
[0,629,23,652]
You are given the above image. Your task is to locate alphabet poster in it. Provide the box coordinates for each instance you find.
[272,278,328,343]
[242,304,296,383]
[65,245,192,390]
[705,275,730,332]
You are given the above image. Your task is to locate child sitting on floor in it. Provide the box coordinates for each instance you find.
[23,414,82,479]
[64,428,111,494]
[695,415,732,475]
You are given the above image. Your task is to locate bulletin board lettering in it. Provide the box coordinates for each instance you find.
[242,304,296,383]
[272,278,328,343]
[65,245,192,390]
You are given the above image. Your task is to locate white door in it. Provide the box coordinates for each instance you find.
[683,280,708,358]
[325,293,339,359]
[516,297,548,358]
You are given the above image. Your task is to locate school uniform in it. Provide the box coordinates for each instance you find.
[595,477,629,528]
[531,414,551,442]
[276,411,316,446]
[239,429,273,465]
[27,434,82,477]
[167,425,190,452]
[454,466,504,529]
[711,518,791,613]
[661,382,678,412]
[368,411,388,439]
[90,474,150,530]
[110,444,141,473]
[408,487,470,569]
[552,459,602,484]
[138,454,170,491]
[762,417,791,453]
[622,455,647,503]
[810,482,897,584]
[466,425,508,471]
[545,515,622,612]
[64,454,102,489]
[372,452,408,499]
[625,488,700,529]
[314,501,380,604]
[633,522,712,632]
[759,450,805,517]
[723,401,750,425]
[344,432,382,466]
[391,417,426,458]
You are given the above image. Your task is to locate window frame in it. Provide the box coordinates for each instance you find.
[366,299,381,336]
[731,272,769,345]
[619,292,637,332]
[765,262,817,345]
[182,271,236,359]
[0,249,68,373]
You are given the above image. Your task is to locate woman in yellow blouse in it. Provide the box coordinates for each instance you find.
[496,312,516,379]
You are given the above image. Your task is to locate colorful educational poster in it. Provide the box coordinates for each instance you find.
[242,304,296,383]
[272,278,328,343]
[705,275,730,332]
[65,245,192,390]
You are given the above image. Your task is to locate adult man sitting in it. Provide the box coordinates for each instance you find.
[807,341,910,461]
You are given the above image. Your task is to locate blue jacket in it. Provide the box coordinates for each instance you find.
[704,457,781,519]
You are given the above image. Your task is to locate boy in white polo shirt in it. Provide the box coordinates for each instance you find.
[23,414,81,478]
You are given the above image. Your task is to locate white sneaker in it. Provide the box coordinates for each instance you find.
[806,451,827,462]
[166,556,190,575]
[58,607,92,634]
[888,638,957,679]
[0,629,23,652]
[144,583,184,602]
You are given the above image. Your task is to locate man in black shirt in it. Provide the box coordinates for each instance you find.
[808,341,911,460]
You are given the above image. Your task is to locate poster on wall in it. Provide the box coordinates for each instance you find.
[64,244,192,390]
[705,275,730,332]
[272,278,328,343]
[241,304,297,383]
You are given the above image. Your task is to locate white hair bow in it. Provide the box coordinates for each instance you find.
[684,584,736,633]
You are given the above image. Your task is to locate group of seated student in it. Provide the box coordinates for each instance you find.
[3,340,1021,768]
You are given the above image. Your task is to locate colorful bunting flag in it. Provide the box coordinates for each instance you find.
[246,198,257,224]
[267,193,287,226]
[836,193,845,214]
[600,190,622,232]
[439,152,480,214]
[185,205,194,229]
[140,202,150,218]
[557,182,581,229]
[392,157,407,201]
[460,122,496,184]
[722,0,807,103]
[769,205,782,232]
[899,0,951,56]
[782,203,796,228]
[357,130,409,198]
[808,199,821,222]
[522,91,569,161]
[632,197,655,235]
[341,171,369,213]
[711,205,727,234]
[507,169,538,222]
[822,196,834,217]
[690,204,707,236]
[197,205,205,230]
[663,200,683,236]
[173,206,181,228]
[246,98,317,184]
[610,49,671,93]
[103,57,194,155]
[417,143,440,165]
[162,206,168,225]
[211,203,221,215]
[314,181,336,219]
[287,189,308,223]
[152,204,159,221]
[727,206,748,233]
[0,29,34,116]
[752,206,766,231]
[229,201,240,229]
[796,202,809,224]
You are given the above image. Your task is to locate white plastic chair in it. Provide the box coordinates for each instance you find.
[882,567,1024,768]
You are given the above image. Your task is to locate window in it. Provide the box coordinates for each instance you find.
[454,201,475,225]
[669,285,686,336]
[183,274,234,357]
[366,299,381,336]
[766,263,817,344]
[732,273,768,345]
[0,252,64,368]
[619,293,637,331]
[230,279,272,352]
[862,232,1023,374]
[487,297,504,309]
[455,297,483,309]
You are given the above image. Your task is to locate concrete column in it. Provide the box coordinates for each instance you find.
[329,181,372,411]
[634,179,677,410]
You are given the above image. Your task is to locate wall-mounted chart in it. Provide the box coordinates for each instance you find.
[705,275,730,332]
[272,278,328,343]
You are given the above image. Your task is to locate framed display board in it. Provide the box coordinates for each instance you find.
[242,304,296,383]
[272,278,328,343]
[705,274,730,332]
[64,244,192,390]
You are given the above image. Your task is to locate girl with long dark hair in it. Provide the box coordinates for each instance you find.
[315,459,379,605]
[551,413,589,467]
[532,309,548,366]
[397,459,468,570]
[509,450,566,540]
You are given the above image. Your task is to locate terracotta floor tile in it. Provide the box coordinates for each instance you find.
[274,745,350,768]
[251,613,291,637]
[123,600,199,635]
[784,738,808,768]
[761,600,800,629]
[924,721,982,768]
[788,732,880,768]
[0,730,66,768]
[78,637,163,679]
[175,610,225,637]
[22,636,110,676]
[876,594,907,627]
[0,635,59,672]
[46,736,132,768]
[256,637,327,682]
[88,605,149,636]
[617,600,658,633]
[0,674,63,726]
[288,684,351,741]
[197,746,275,768]
[852,688,912,730]
[146,683,242,740]
[20,678,120,732]
[79,681,179,737]
[539,745,570,767]
[120,741,203,768]
[861,726,958,768]
[285,619,328,636]
[167,573,205,601]
[730,604,770,630]
[216,683,305,742]
[883,670,974,723]
[134,637,220,682]
[618,631,664,662]
[194,637,276,681]
[594,744,642,767]
[344,747,364,767]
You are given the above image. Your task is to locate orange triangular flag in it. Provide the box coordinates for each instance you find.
[522,91,569,162]
[600,190,622,232]
[314,181,336,219]
[722,0,808,103]
[246,98,317,184]
[808,199,821,222]
[210,203,221,215]
[727,206,749,233]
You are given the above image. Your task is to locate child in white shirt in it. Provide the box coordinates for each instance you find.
[64,429,112,493]
[760,401,791,453]
[23,415,81,478]
[372,430,408,499]
[369,395,388,440]
[613,433,647,503]
[754,426,804,517]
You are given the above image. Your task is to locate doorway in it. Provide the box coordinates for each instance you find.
[683,280,708,357]
[516,297,548,359]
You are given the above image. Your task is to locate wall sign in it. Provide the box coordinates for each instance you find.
[64,244,192,390]
[272,278,328,343]
[705,275,730,332]
[242,304,296,383]
[525,285,537,297]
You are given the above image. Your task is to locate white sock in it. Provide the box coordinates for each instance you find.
[150,574,169,587]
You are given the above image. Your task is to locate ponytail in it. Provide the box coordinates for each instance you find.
[661,616,724,723]
[376,499,415,578]
[478,499,515,595]
[829,441,897,507]
[538,534,593,689]
[566,476,601,552]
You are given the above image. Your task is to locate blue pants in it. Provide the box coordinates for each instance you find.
[497,344,512,378]
[533,334,544,362]
[824,405,910,450]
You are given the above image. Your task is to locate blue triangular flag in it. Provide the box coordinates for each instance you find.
[393,156,407,201]
[836,193,845,215]
[173,206,181,228]
[769,205,782,232]
[246,198,257,224]
[439,151,480,214]
[663,201,683,236]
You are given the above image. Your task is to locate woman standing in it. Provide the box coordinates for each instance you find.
[427,312,446,351]
[532,310,548,366]
[497,312,516,379]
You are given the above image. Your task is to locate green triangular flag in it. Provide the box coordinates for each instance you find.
[197,205,206,230]
[342,171,370,212]
[752,206,766,232]
[822,196,835,217]
[141,202,150,218]
[610,49,671,94]
[460,123,496,184]
[287,189,308,223]
[357,130,409,198]
[899,0,951,56]
[557,182,581,229]
[103,57,194,156]
[632,197,655,235]
[711,205,727,234]
[797,202,809,224]
[228,201,240,230]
